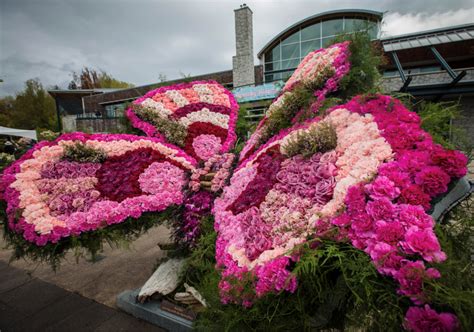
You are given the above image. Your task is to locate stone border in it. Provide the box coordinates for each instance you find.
[117,289,193,332]
[431,176,473,222]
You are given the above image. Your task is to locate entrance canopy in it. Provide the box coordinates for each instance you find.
[0,126,37,140]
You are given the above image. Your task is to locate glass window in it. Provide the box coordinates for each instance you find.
[281,59,300,70]
[265,61,281,72]
[419,66,441,73]
[367,22,378,39]
[265,44,280,63]
[281,43,300,60]
[322,19,344,37]
[301,39,321,56]
[282,71,293,80]
[265,73,282,82]
[344,18,368,32]
[301,23,321,41]
[281,31,300,45]
[322,37,336,48]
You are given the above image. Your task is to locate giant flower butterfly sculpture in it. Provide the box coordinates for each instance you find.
[1,41,470,330]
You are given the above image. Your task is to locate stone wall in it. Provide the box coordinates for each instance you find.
[61,115,76,132]
[454,96,474,145]
[76,118,125,133]
[381,69,474,92]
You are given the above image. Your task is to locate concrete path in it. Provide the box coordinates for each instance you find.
[0,261,165,332]
[0,225,172,308]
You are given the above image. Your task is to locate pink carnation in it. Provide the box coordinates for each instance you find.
[396,260,440,303]
[431,148,467,178]
[398,204,434,229]
[369,242,403,276]
[138,161,186,196]
[366,175,400,200]
[398,185,431,211]
[344,184,367,214]
[404,305,459,332]
[192,134,222,161]
[366,197,395,221]
[401,227,446,263]
[378,163,411,189]
[415,166,451,197]
[255,257,297,297]
[375,220,404,244]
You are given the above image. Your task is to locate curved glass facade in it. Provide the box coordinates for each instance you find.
[263,16,379,82]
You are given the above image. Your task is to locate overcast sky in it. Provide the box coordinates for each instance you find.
[1,0,473,97]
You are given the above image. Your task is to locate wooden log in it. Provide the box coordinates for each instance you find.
[174,292,199,305]
[137,258,186,303]
[184,283,207,307]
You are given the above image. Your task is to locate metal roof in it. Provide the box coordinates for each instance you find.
[381,23,474,52]
[48,88,122,94]
[257,9,383,59]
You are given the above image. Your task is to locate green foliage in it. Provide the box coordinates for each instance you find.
[233,105,256,154]
[258,84,317,146]
[98,71,135,89]
[62,142,107,163]
[429,196,474,329]
[1,202,181,271]
[37,129,60,141]
[69,67,134,89]
[418,101,472,159]
[332,31,384,100]
[184,215,218,287]
[1,79,57,131]
[0,152,15,171]
[283,122,337,158]
[0,96,14,127]
[132,104,187,147]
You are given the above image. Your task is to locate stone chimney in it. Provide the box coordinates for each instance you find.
[232,4,255,88]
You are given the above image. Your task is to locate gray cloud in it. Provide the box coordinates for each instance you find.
[1,0,473,96]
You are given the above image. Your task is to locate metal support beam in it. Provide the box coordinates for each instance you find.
[430,46,466,88]
[391,52,412,92]
[54,98,62,133]
[430,47,456,79]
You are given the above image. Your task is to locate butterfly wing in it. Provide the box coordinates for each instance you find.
[126,80,239,162]
[238,42,351,164]
[1,133,197,246]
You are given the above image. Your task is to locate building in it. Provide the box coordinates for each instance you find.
[49,6,474,140]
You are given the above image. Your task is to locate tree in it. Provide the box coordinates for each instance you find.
[158,73,168,83]
[69,67,134,89]
[9,79,56,130]
[0,95,14,127]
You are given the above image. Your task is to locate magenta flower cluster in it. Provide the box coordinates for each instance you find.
[325,95,466,328]
[174,191,214,247]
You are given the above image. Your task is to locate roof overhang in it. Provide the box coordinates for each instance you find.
[381,23,474,52]
[48,89,122,98]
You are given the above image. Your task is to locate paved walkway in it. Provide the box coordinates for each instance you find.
[0,225,171,308]
[0,261,165,332]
